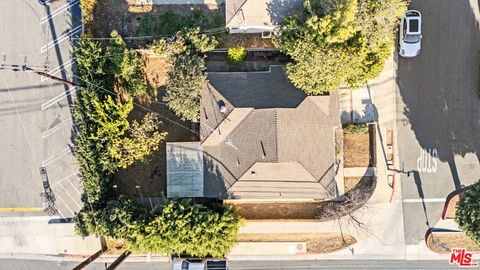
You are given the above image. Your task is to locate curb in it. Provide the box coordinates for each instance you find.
[441,190,462,220]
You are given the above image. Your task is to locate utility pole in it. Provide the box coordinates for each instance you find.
[0,56,81,87]
[24,66,81,87]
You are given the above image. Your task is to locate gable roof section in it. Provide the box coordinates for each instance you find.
[201,66,340,199]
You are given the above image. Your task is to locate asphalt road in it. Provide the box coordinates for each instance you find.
[0,0,82,218]
[0,259,462,270]
[397,0,480,244]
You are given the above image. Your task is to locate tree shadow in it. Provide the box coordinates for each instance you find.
[396,0,480,190]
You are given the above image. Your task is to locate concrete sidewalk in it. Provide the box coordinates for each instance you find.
[0,216,101,256]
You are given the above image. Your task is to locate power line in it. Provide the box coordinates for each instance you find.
[70,74,199,135]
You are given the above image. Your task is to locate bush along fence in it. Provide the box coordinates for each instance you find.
[72,32,242,258]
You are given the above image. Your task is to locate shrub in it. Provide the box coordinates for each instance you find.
[343,123,368,134]
[456,180,480,245]
[80,0,97,26]
[135,199,243,257]
[228,47,247,64]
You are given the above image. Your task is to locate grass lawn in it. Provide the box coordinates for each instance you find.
[239,233,356,254]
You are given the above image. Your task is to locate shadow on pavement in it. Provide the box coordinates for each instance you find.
[396,0,480,190]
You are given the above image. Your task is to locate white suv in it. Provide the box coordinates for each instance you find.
[399,10,422,58]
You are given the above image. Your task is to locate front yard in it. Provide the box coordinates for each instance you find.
[343,123,374,167]
[239,233,356,254]
[232,176,376,220]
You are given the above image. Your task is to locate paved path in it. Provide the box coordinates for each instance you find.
[0,216,100,255]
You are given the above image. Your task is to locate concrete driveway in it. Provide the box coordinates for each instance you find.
[0,0,82,218]
[396,0,480,245]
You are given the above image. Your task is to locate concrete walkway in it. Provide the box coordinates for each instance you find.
[0,216,101,256]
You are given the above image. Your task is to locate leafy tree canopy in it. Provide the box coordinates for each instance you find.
[135,199,243,258]
[456,180,480,245]
[164,52,206,121]
[275,0,407,94]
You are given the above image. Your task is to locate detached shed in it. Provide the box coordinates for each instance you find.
[166,142,204,198]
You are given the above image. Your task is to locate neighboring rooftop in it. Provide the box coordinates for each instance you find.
[198,66,340,200]
[226,0,303,33]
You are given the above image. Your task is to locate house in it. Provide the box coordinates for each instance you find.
[226,0,303,35]
[167,66,341,201]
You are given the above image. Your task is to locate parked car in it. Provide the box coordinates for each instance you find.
[172,258,228,270]
[399,10,422,58]
[38,0,51,5]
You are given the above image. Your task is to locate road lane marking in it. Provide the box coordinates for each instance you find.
[417,148,438,173]
[52,171,78,186]
[41,87,78,109]
[58,184,81,209]
[40,25,83,53]
[42,147,71,167]
[54,194,75,216]
[40,0,80,24]
[41,59,75,82]
[0,208,43,212]
[403,198,446,203]
[42,119,73,139]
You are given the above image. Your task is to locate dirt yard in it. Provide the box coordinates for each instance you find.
[239,233,356,254]
[91,0,224,44]
[217,34,276,49]
[444,195,459,219]
[428,232,480,253]
[113,102,196,198]
[344,177,363,193]
[343,129,372,167]
[231,176,375,220]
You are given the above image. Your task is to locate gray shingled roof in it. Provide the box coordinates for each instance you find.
[201,66,340,199]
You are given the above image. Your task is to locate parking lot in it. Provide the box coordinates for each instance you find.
[0,0,83,218]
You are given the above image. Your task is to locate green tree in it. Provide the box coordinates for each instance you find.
[74,196,146,241]
[164,53,206,121]
[275,0,407,94]
[456,180,480,245]
[110,113,168,168]
[180,27,218,54]
[136,199,242,257]
[107,30,147,97]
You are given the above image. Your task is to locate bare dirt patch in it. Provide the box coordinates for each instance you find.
[239,233,356,254]
[445,195,459,219]
[92,1,224,43]
[231,176,376,220]
[104,238,129,255]
[428,232,480,253]
[343,131,371,167]
[217,34,275,49]
[344,177,362,193]
[113,103,196,198]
